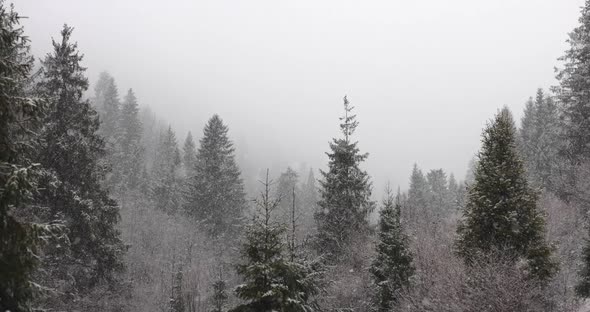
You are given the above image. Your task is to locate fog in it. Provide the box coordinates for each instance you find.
[19,0,582,192]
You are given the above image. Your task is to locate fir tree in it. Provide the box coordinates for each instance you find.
[518,89,561,190]
[370,186,414,312]
[275,167,300,224]
[553,1,590,200]
[210,270,228,312]
[455,108,557,282]
[93,71,120,143]
[36,25,125,291]
[151,126,183,214]
[0,3,46,310]
[185,114,246,237]
[231,171,321,312]
[426,168,451,215]
[406,164,429,223]
[314,96,375,260]
[118,88,144,191]
[300,168,319,233]
[183,131,197,177]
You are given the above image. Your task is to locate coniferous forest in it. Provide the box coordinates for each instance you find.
[5,1,590,311]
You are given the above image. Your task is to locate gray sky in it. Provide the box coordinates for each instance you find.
[18,0,583,194]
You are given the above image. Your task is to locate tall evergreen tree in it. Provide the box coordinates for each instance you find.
[210,270,228,312]
[151,126,182,214]
[93,71,120,143]
[406,164,429,223]
[553,1,590,200]
[0,3,46,310]
[426,169,451,215]
[182,131,197,177]
[314,96,375,259]
[300,168,318,233]
[275,167,300,223]
[518,89,561,190]
[185,115,246,237]
[231,171,321,312]
[118,88,143,191]
[455,108,556,282]
[370,187,414,312]
[35,25,125,291]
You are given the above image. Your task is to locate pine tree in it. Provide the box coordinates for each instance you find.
[182,131,197,177]
[93,71,120,142]
[210,270,228,312]
[35,25,125,291]
[151,126,183,213]
[185,115,246,237]
[426,169,451,215]
[0,3,46,310]
[518,89,561,190]
[231,171,321,312]
[300,168,318,233]
[553,1,590,200]
[118,88,144,191]
[406,164,430,223]
[315,96,375,260]
[370,186,414,312]
[455,108,556,282]
[275,167,300,223]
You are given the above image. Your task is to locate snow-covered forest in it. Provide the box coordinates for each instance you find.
[4,0,590,311]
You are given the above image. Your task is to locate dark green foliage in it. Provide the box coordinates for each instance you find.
[231,172,321,312]
[370,187,414,312]
[0,2,44,310]
[185,115,246,237]
[455,108,556,282]
[35,25,125,290]
[315,96,375,260]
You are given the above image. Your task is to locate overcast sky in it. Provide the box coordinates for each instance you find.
[18,0,583,194]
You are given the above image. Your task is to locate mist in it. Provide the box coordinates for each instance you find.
[18,0,582,193]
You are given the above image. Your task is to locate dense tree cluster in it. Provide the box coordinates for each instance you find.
[6,0,590,311]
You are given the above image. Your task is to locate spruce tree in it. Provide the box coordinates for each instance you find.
[151,126,183,214]
[36,25,125,290]
[300,168,318,232]
[185,114,246,237]
[406,164,430,223]
[275,167,300,223]
[426,169,452,215]
[455,108,556,282]
[370,187,414,312]
[183,131,197,177]
[210,271,228,312]
[118,88,144,191]
[93,71,120,142]
[231,171,321,312]
[314,96,375,259]
[0,3,45,310]
[553,1,590,200]
[518,89,561,190]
